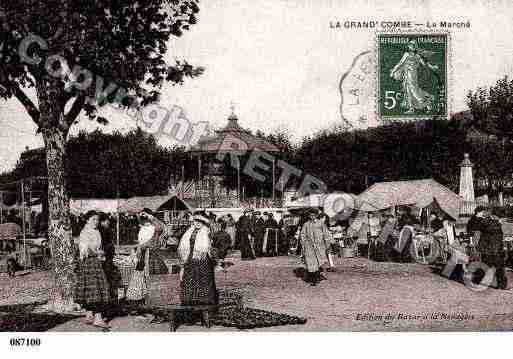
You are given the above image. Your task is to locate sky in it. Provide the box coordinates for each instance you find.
[1,0,513,172]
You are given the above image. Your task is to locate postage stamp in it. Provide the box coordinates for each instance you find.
[376,32,449,122]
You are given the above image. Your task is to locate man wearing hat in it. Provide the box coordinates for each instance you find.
[263,212,280,256]
[237,208,256,260]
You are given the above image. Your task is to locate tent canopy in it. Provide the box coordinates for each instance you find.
[286,193,360,214]
[70,195,193,214]
[356,179,463,220]
[70,199,120,214]
[117,194,193,213]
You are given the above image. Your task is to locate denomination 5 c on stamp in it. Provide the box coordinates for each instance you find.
[377,32,448,122]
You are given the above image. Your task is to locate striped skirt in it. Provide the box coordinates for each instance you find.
[74,256,110,305]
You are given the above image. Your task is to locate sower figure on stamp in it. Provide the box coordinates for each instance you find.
[390,40,438,114]
[299,208,330,286]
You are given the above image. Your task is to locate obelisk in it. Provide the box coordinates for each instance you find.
[459,153,475,216]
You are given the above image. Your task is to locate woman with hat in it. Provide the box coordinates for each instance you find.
[178,211,218,306]
[125,214,154,310]
[139,209,168,275]
[299,208,330,286]
[73,211,111,328]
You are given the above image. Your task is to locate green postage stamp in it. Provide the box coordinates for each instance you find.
[377,32,449,122]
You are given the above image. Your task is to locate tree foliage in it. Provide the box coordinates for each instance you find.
[0,1,203,309]
[0,0,203,130]
[467,76,513,140]
[296,119,468,194]
[8,116,512,199]
[11,129,187,198]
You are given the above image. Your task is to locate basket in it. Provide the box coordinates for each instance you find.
[218,288,244,309]
[342,247,355,258]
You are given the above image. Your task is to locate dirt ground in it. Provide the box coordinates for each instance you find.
[2,253,513,332]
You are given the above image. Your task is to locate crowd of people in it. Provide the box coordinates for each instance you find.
[72,207,243,328]
[73,209,171,328]
[5,200,511,329]
[359,205,509,290]
[68,206,334,328]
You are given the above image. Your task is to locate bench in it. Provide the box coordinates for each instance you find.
[152,304,218,331]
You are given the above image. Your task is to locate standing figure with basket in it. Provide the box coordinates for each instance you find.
[125,213,154,312]
[140,209,169,275]
[73,211,111,329]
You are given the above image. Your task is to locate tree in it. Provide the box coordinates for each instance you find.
[295,119,468,194]
[0,1,203,311]
[467,76,513,140]
[467,76,513,199]
[10,129,186,198]
[67,129,182,198]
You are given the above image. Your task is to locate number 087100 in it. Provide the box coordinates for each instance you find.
[9,337,41,346]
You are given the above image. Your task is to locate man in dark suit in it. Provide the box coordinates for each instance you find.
[252,211,266,257]
[237,209,255,260]
[264,212,280,256]
[212,220,231,261]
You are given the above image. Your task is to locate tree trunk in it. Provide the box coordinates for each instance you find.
[42,127,75,312]
[36,76,76,312]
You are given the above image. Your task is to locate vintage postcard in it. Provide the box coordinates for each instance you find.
[1,0,513,351]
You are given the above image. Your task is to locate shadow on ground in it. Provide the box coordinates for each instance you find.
[0,302,81,331]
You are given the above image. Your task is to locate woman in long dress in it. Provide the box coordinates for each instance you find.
[300,208,330,286]
[178,212,218,306]
[125,215,154,310]
[140,209,169,275]
[390,40,438,113]
[74,211,111,328]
